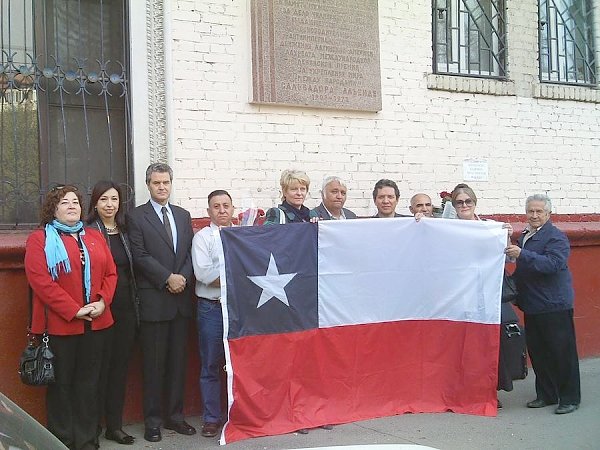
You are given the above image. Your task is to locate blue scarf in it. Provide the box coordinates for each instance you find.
[44,220,91,304]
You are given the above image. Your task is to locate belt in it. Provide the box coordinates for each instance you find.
[199,296,220,303]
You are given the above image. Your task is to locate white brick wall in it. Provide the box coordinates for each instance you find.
[164,0,600,217]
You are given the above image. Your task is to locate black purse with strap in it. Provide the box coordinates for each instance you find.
[18,287,55,386]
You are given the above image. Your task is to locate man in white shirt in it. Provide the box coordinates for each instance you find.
[191,190,235,438]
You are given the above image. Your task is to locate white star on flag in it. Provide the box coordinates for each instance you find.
[247,253,297,308]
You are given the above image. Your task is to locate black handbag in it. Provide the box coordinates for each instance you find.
[19,332,55,386]
[18,287,55,386]
[501,272,518,303]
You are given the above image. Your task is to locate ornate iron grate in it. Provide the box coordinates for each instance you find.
[0,0,132,229]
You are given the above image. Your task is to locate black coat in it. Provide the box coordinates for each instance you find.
[127,201,194,322]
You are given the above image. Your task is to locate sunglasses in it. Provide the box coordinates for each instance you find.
[453,199,474,207]
[51,185,78,192]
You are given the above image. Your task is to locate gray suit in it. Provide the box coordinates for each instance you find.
[312,202,357,220]
[127,201,194,428]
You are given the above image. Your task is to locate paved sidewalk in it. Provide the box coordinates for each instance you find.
[101,358,599,450]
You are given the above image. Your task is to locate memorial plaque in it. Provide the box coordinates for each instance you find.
[251,0,382,112]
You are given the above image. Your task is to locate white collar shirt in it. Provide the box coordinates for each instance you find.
[191,222,231,300]
[150,198,177,251]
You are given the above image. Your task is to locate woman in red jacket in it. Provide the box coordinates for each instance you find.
[24,185,117,450]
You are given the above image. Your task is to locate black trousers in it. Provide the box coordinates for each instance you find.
[47,328,108,450]
[139,312,189,428]
[525,309,581,406]
[98,306,137,431]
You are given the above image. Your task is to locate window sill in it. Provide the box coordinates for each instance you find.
[426,74,515,96]
[533,83,600,103]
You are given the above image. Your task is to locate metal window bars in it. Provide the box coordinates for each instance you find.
[433,0,507,78]
[539,0,596,85]
[0,0,133,228]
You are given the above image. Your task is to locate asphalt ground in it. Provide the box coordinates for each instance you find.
[100,357,599,450]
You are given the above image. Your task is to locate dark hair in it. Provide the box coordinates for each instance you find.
[39,185,84,226]
[208,189,232,204]
[145,162,173,184]
[451,183,477,206]
[86,180,126,230]
[372,179,399,201]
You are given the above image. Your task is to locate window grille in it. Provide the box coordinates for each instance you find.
[539,0,596,85]
[433,0,506,78]
[0,0,132,228]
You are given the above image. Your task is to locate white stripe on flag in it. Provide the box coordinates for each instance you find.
[318,217,506,327]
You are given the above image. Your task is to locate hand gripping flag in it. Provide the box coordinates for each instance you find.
[219,218,507,444]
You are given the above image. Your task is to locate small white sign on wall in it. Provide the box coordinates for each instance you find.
[463,160,489,182]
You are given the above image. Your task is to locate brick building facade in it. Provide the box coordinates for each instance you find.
[128,0,600,217]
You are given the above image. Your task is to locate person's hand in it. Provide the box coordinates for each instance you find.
[502,223,513,237]
[87,299,105,318]
[76,306,94,321]
[167,273,186,294]
[310,217,319,223]
[505,244,521,260]
[414,213,424,222]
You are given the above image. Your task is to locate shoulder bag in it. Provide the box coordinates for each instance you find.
[18,287,55,386]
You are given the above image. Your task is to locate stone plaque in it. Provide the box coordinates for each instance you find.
[251,0,382,112]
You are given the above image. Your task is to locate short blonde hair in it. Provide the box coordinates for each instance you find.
[280,169,310,201]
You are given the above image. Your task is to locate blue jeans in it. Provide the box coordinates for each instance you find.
[197,299,225,423]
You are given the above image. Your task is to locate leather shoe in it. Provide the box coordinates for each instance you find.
[201,422,219,437]
[555,404,579,414]
[105,429,135,445]
[321,424,334,430]
[143,427,161,442]
[297,428,309,434]
[164,420,196,435]
[526,398,553,408]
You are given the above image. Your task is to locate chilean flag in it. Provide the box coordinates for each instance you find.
[218,218,507,444]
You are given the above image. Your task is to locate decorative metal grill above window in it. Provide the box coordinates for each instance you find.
[433,0,506,78]
[539,0,596,85]
[1,0,132,229]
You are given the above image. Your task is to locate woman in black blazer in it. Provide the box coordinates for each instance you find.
[87,180,138,445]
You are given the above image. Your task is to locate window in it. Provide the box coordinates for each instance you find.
[433,0,506,78]
[0,0,132,228]
[539,0,596,85]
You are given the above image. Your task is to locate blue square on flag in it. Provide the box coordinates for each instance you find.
[220,223,318,339]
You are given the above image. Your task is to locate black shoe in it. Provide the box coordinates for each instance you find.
[144,427,161,442]
[164,420,197,435]
[555,404,579,414]
[297,428,309,434]
[526,398,554,408]
[105,429,135,445]
[497,399,503,409]
[321,424,334,430]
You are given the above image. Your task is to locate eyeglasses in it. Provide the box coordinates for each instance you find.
[453,199,474,207]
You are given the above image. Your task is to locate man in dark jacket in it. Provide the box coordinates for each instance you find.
[312,176,357,220]
[505,194,580,415]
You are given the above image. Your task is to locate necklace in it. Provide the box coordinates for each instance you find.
[104,223,118,233]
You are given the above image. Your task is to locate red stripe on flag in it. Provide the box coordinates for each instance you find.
[223,319,499,443]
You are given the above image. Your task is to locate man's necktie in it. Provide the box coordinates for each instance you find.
[161,206,173,248]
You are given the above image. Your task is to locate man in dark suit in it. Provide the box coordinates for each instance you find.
[127,163,196,442]
[312,176,357,220]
